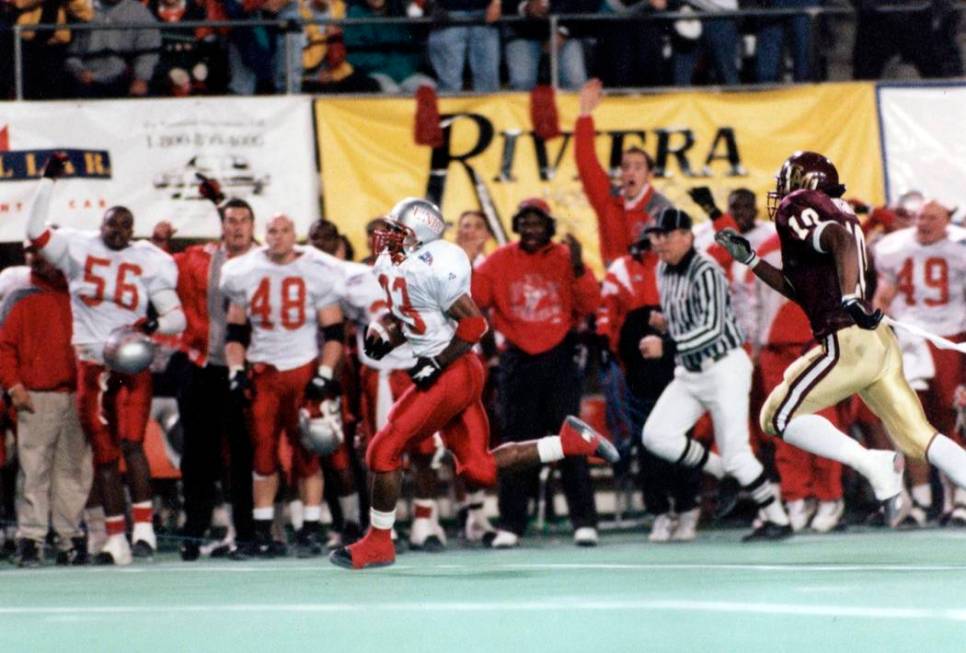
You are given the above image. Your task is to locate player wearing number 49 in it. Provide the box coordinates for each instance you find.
[329,198,619,570]
[26,154,187,565]
[715,151,966,527]
[219,215,346,559]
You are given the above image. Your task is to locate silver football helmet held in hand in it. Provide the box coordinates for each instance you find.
[103,325,156,375]
[299,398,344,456]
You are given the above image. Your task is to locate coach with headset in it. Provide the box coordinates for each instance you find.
[473,198,602,548]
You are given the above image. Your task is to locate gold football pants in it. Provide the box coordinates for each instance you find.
[760,324,937,460]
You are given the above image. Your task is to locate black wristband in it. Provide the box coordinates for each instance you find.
[321,322,345,343]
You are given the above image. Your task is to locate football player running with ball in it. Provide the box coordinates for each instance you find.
[716,151,966,526]
[329,198,619,570]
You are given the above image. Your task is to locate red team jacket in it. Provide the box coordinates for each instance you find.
[473,242,600,355]
[0,273,76,392]
[174,243,220,366]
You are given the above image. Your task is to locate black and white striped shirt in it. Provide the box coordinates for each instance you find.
[657,249,744,372]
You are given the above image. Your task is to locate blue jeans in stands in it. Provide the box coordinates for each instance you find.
[505,37,587,91]
[427,11,500,92]
[755,0,817,82]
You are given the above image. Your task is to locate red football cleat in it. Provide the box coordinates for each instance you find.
[329,527,396,570]
[558,416,620,463]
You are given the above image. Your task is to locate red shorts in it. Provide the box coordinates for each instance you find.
[247,361,320,480]
[76,360,152,466]
[366,353,496,487]
[919,334,965,435]
[359,365,436,458]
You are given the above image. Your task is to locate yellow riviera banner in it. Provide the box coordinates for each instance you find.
[315,82,883,273]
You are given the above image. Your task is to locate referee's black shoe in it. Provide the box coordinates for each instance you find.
[713,477,741,521]
[741,522,793,542]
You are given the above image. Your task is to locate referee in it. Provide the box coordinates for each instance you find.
[638,208,791,541]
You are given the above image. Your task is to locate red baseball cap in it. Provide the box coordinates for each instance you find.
[514,198,553,219]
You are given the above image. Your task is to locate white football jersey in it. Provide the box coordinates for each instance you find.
[220,245,343,371]
[43,228,177,353]
[372,239,471,359]
[340,259,417,371]
[875,226,966,337]
[0,266,31,302]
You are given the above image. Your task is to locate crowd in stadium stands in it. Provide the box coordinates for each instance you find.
[0,79,964,567]
[2,0,965,98]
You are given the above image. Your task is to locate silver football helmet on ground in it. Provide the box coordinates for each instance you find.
[299,398,344,456]
[103,325,156,375]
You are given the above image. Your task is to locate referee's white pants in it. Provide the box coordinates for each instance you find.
[641,347,764,487]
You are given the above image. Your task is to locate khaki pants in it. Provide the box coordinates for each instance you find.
[16,391,93,546]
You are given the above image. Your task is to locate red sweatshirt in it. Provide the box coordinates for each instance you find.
[575,115,674,266]
[473,242,600,355]
[0,272,76,392]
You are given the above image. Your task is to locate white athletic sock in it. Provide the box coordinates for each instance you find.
[927,434,966,490]
[703,451,724,480]
[761,484,790,526]
[289,500,304,531]
[911,483,932,508]
[303,505,321,523]
[253,506,274,521]
[370,507,396,530]
[784,414,872,471]
[338,493,360,525]
[537,436,565,463]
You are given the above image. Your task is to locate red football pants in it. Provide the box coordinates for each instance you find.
[759,346,843,501]
[247,361,320,480]
[366,353,496,487]
[359,365,437,458]
[76,360,152,466]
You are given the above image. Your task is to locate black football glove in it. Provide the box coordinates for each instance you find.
[196,173,225,205]
[228,367,252,404]
[842,295,883,330]
[714,228,759,266]
[408,356,443,389]
[42,152,69,180]
[363,326,395,361]
[305,367,342,402]
[132,317,158,335]
[687,186,721,219]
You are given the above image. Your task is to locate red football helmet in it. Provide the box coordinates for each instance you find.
[767,151,844,218]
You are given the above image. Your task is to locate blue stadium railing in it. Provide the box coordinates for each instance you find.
[5,4,964,101]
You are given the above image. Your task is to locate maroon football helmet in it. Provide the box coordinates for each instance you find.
[767,151,844,218]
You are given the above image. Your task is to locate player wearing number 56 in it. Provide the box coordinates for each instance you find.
[715,150,966,529]
[25,153,187,565]
[219,215,346,558]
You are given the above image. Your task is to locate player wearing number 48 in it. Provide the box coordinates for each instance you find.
[219,215,347,559]
[25,153,187,565]
[715,150,966,528]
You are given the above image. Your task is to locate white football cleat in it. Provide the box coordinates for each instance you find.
[864,450,906,527]
[671,508,700,542]
[648,513,676,543]
[95,534,132,566]
[409,517,446,552]
[131,522,157,558]
[573,527,598,547]
[465,509,496,543]
[786,499,815,532]
[486,529,519,549]
[810,499,844,533]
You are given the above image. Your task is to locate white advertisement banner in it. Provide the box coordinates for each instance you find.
[878,84,966,214]
[0,96,319,241]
